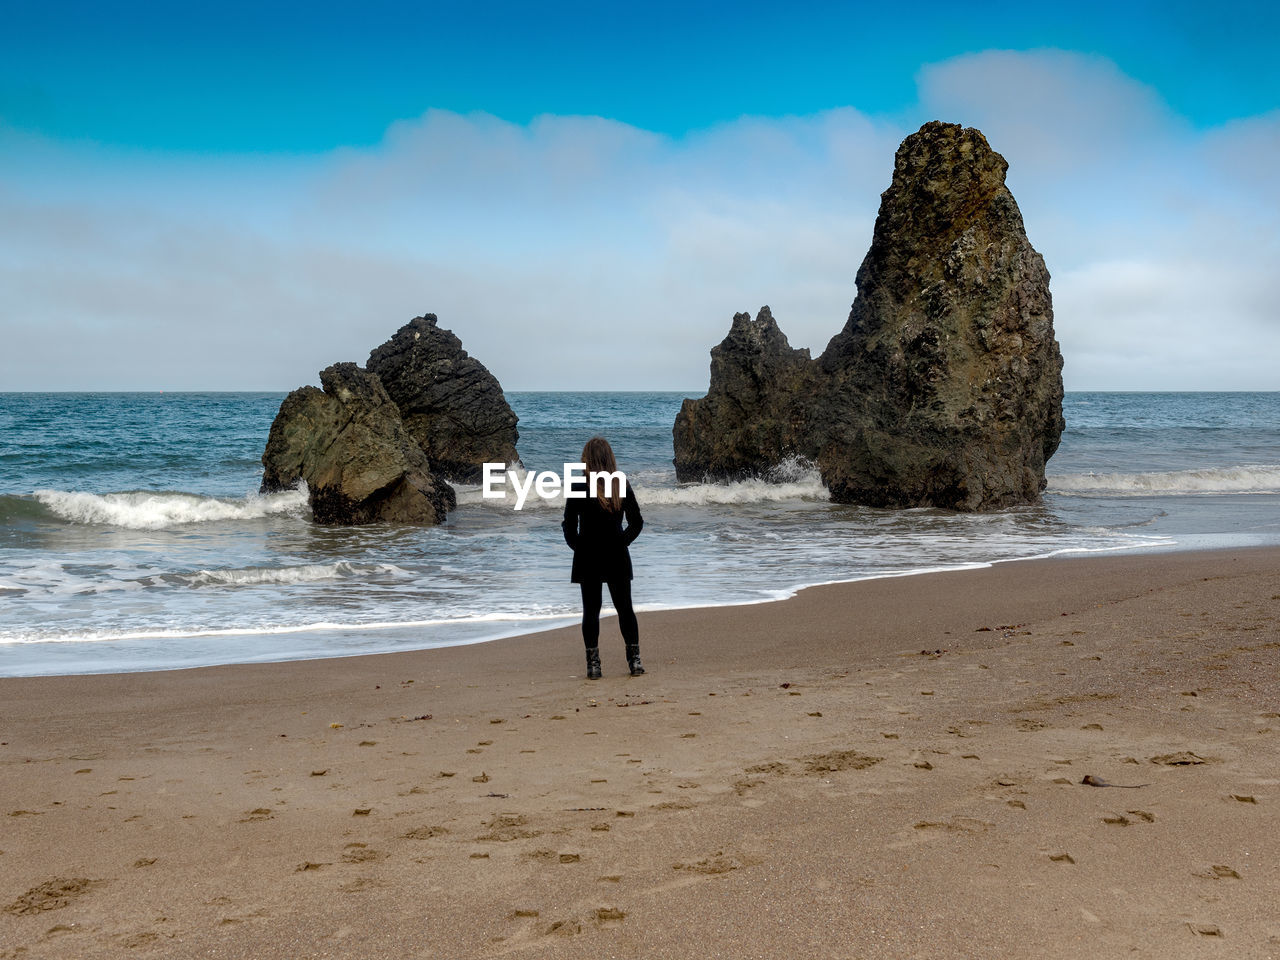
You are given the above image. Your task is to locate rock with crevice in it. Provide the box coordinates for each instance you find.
[260,362,455,525]
[673,121,1065,511]
[367,314,520,483]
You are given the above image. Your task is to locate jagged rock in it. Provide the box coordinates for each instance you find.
[261,363,455,525]
[673,121,1065,511]
[672,307,820,480]
[367,314,520,483]
[817,121,1065,509]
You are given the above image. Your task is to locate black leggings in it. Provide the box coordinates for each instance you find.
[580,580,639,650]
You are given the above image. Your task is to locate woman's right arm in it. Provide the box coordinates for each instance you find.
[621,490,643,546]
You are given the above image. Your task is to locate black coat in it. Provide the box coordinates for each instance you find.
[562,485,643,584]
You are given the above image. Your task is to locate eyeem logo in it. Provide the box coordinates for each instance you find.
[482,463,627,511]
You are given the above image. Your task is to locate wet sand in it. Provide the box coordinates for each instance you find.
[2,546,1278,958]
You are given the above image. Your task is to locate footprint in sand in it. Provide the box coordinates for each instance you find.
[544,918,584,937]
[476,813,541,842]
[1102,810,1155,826]
[673,850,755,875]
[801,751,882,775]
[651,799,695,811]
[219,908,270,924]
[401,825,449,840]
[745,761,789,776]
[6,878,101,915]
[1193,864,1241,880]
[1150,752,1214,766]
[1187,923,1224,937]
[913,817,991,836]
[341,844,386,864]
[117,931,166,949]
[537,907,626,938]
[341,877,390,893]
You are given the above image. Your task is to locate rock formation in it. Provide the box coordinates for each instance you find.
[261,363,456,525]
[367,315,520,484]
[673,121,1065,511]
[672,306,821,479]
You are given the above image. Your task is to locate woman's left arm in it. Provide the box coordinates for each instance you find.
[562,497,581,550]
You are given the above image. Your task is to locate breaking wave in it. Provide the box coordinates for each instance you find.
[33,487,310,529]
[639,474,828,506]
[1048,465,1280,497]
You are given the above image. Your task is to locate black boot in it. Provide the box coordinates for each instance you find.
[626,644,644,676]
[585,647,602,679]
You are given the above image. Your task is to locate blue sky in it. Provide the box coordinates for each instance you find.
[2,0,1279,390]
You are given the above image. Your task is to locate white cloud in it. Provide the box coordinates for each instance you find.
[1,50,1277,392]
[1055,258,1280,389]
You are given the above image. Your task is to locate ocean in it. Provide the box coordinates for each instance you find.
[1,391,1278,677]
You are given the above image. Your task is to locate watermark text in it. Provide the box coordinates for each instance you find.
[482,463,627,510]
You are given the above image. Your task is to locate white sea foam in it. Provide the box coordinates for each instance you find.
[180,562,410,588]
[34,487,310,529]
[1048,465,1280,497]
[0,609,581,646]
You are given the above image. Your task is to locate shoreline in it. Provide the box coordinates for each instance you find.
[2,545,1278,958]
[2,531,1216,680]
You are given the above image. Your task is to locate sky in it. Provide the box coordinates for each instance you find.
[2,0,1278,392]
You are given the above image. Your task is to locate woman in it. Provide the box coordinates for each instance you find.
[562,436,644,679]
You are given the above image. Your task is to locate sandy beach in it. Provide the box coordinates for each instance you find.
[2,546,1278,959]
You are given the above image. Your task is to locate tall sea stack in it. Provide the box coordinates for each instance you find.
[673,121,1065,511]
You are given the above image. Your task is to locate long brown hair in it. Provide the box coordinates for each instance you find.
[581,436,623,512]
